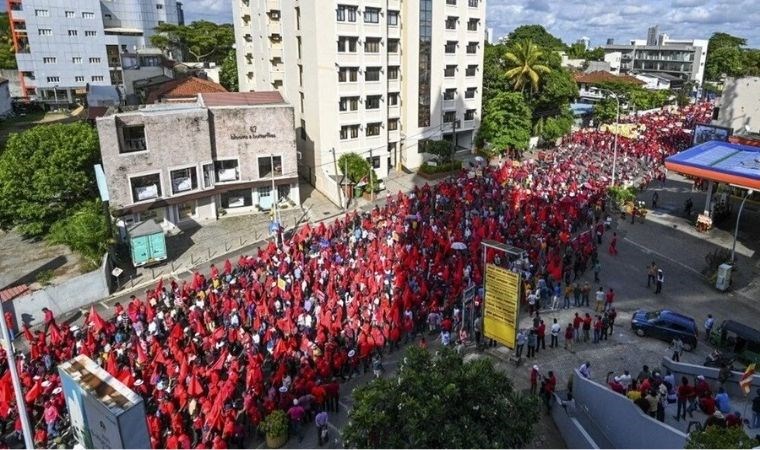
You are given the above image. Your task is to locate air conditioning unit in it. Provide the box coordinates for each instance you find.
[173,177,192,192]
[135,184,158,201]
[217,168,238,182]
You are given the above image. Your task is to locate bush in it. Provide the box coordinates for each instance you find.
[47,200,112,270]
[419,161,461,175]
[338,152,380,191]
[259,409,288,437]
[35,269,54,285]
[686,425,755,449]
[702,248,732,277]
[608,186,638,205]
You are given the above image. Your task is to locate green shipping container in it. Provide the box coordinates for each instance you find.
[127,220,167,267]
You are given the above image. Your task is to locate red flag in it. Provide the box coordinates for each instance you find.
[204,395,224,431]
[210,349,228,372]
[135,342,148,365]
[188,375,204,397]
[49,323,63,346]
[154,278,164,299]
[22,325,33,343]
[179,357,188,382]
[24,380,42,404]
[153,350,167,366]
[88,306,107,334]
[0,372,12,403]
[223,259,232,275]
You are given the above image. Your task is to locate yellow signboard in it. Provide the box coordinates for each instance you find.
[483,264,521,349]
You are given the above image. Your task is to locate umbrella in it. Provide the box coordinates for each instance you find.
[451,242,467,251]
[405,214,418,221]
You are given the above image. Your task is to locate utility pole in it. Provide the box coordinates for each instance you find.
[330,147,344,210]
[270,154,280,246]
[369,148,374,202]
[0,301,34,449]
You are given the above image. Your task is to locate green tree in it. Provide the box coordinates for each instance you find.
[0,13,16,69]
[0,123,100,237]
[686,425,755,449]
[477,91,532,152]
[566,42,587,59]
[342,347,540,448]
[532,68,578,115]
[425,139,454,163]
[586,47,605,61]
[705,32,747,81]
[593,97,619,124]
[219,49,238,91]
[505,25,565,50]
[338,152,378,190]
[483,43,511,103]
[540,106,574,142]
[47,200,112,269]
[505,40,552,94]
[151,21,234,65]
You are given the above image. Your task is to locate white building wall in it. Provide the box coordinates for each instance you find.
[714,77,760,133]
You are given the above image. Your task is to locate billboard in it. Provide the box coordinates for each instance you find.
[483,264,521,349]
[58,355,150,449]
[693,123,732,146]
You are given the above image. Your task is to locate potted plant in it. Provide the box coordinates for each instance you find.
[259,409,289,448]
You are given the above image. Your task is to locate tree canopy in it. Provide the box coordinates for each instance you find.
[504,40,552,94]
[477,91,533,152]
[531,68,579,116]
[0,13,16,69]
[219,50,238,92]
[505,25,565,50]
[151,21,234,65]
[704,32,760,81]
[47,200,112,269]
[342,347,540,448]
[0,123,100,237]
[686,425,755,449]
[338,152,378,190]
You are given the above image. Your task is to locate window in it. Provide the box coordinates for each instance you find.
[215,160,240,182]
[388,39,399,53]
[104,14,112,20]
[365,38,381,53]
[465,109,476,121]
[388,10,399,25]
[444,65,457,77]
[388,92,399,106]
[467,41,478,54]
[156,3,163,9]
[35,9,49,17]
[89,57,101,64]
[364,7,380,23]
[468,19,479,31]
[38,28,52,36]
[120,125,147,153]
[388,119,399,131]
[466,64,478,76]
[337,36,357,53]
[418,0,432,127]
[365,67,381,82]
[75,76,85,82]
[130,173,162,202]
[445,41,457,54]
[337,5,357,22]
[340,125,359,140]
[170,167,198,194]
[388,66,399,80]
[469,0,479,6]
[258,155,283,178]
[42,57,56,64]
[367,156,381,169]
[82,12,95,19]
[65,11,75,18]
[339,96,359,112]
[221,189,252,209]
[446,16,457,30]
[465,87,477,98]
[443,88,456,100]
[366,122,381,136]
[366,95,381,110]
[338,67,358,82]
[446,0,457,4]
[85,31,97,36]
[444,111,457,123]
[46,76,60,83]
[91,75,104,82]
[68,29,78,36]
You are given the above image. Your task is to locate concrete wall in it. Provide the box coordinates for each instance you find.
[715,77,760,133]
[662,357,760,399]
[5,254,111,330]
[551,393,600,449]
[0,82,12,117]
[571,369,688,449]
[0,70,22,98]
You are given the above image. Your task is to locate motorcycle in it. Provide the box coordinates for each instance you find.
[703,350,735,369]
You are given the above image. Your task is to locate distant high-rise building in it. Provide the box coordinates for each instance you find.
[176,1,185,26]
[577,36,591,50]
[7,0,179,104]
[232,0,486,205]
[606,38,615,45]
[647,25,659,46]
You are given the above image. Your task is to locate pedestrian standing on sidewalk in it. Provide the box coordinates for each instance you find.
[593,260,601,282]
[608,232,618,255]
[652,191,659,209]
[607,308,617,334]
[564,323,574,352]
[550,319,561,348]
[647,262,658,288]
[537,320,546,351]
[315,409,329,446]
[595,286,605,312]
[705,314,715,342]
[671,336,683,362]
[515,329,526,358]
[655,269,664,294]
[605,288,615,311]
[527,330,537,358]
[530,365,540,395]
[593,316,603,344]
[582,313,592,343]
[581,281,591,307]
[573,313,583,343]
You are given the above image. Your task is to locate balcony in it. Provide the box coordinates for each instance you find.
[269,21,281,35]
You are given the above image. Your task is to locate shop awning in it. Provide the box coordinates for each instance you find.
[664,140,760,190]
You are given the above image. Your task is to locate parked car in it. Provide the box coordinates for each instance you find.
[631,309,698,351]
[709,320,760,366]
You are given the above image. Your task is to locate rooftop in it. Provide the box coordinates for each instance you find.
[199,91,285,107]
[146,76,227,104]
[665,140,760,190]
[574,71,645,86]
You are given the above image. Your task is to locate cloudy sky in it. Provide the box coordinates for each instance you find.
[184,0,760,47]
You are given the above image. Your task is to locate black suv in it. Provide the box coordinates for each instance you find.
[631,309,698,351]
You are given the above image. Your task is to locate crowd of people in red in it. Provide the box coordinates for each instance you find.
[0,102,713,448]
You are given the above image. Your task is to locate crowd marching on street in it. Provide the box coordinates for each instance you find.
[0,102,714,448]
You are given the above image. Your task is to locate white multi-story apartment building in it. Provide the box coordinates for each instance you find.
[7,0,182,104]
[232,0,485,205]
[602,26,708,86]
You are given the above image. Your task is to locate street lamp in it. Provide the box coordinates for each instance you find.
[731,188,754,264]
[598,88,620,187]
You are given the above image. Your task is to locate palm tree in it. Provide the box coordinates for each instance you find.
[504,40,551,94]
